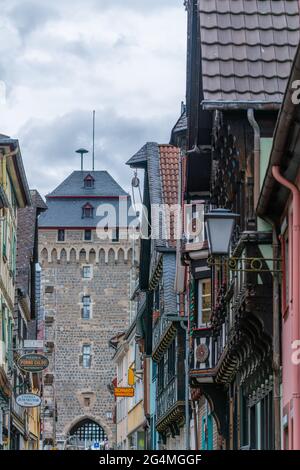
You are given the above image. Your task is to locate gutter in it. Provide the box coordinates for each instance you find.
[257,43,300,218]
[202,100,281,111]
[247,109,261,211]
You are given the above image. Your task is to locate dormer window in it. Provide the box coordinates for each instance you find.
[82,202,94,218]
[84,174,95,189]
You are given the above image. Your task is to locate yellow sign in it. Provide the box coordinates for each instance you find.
[128,367,135,386]
[114,387,135,397]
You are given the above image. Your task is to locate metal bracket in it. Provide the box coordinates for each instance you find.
[207,256,282,273]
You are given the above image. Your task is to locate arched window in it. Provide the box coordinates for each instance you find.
[69,419,107,449]
[82,202,94,219]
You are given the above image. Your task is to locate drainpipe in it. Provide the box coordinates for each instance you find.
[272,227,281,450]
[247,109,261,210]
[272,165,300,450]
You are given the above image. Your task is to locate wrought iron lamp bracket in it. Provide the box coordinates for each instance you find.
[207,256,282,273]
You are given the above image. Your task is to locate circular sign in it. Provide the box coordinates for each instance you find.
[196,344,209,363]
[17,353,49,373]
[16,393,41,408]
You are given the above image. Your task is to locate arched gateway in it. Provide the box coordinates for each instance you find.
[68,419,108,450]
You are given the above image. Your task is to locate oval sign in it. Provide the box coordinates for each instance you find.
[16,393,41,408]
[17,353,49,373]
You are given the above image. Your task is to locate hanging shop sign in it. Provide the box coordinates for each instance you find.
[17,353,49,373]
[16,393,41,408]
[24,340,44,349]
[114,387,135,398]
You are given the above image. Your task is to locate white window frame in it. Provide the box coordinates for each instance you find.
[82,344,92,368]
[82,265,93,280]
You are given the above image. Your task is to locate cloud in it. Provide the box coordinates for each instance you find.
[18,108,174,196]
[0,0,186,196]
[7,2,59,38]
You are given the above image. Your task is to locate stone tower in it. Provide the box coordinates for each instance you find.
[38,170,135,449]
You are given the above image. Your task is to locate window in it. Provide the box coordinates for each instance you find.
[82,296,91,319]
[154,285,160,311]
[82,344,91,368]
[197,279,212,327]
[83,266,92,279]
[84,229,92,241]
[2,216,7,259]
[112,227,119,242]
[157,358,164,393]
[84,174,94,188]
[167,340,176,382]
[58,229,65,242]
[82,203,94,219]
[84,397,90,407]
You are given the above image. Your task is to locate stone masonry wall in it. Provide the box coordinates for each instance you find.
[39,229,133,447]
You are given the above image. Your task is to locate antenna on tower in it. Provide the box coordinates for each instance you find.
[92,110,95,171]
[76,148,89,171]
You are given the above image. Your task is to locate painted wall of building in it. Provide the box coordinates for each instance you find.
[280,175,300,448]
[0,155,19,449]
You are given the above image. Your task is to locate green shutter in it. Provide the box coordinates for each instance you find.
[201,414,214,450]
[2,218,7,258]
[2,307,6,343]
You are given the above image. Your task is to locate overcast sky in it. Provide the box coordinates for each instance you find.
[0,0,186,196]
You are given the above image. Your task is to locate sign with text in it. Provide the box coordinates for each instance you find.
[114,387,135,398]
[16,393,41,408]
[17,353,49,373]
[24,340,44,349]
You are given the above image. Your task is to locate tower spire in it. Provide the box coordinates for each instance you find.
[92,110,95,171]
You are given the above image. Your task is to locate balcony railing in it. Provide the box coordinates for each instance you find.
[152,314,175,356]
[157,376,178,421]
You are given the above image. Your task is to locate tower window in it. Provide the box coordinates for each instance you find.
[84,229,92,241]
[82,203,94,218]
[83,266,92,279]
[82,344,91,368]
[84,174,94,188]
[112,227,119,242]
[82,295,91,319]
[58,229,65,242]
[84,397,90,407]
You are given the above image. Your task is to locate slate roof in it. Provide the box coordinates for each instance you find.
[199,0,300,108]
[30,190,47,212]
[127,143,179,248]
[39,170,131,228]
[38,198,128,228]
[47,171,128,198]
[127,143,179,208]
[171,110,187,135]
[126,143,153,168]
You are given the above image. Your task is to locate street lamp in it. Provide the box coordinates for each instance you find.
[204,209,239,256]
